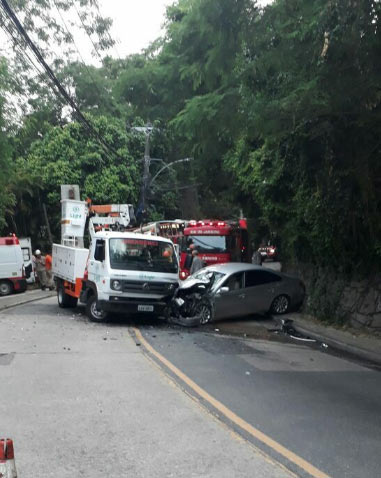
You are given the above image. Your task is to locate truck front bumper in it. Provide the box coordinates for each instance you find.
[99,297,168,317]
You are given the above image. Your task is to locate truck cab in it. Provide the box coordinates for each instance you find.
[54,231,179,322]
[83,232,179,321]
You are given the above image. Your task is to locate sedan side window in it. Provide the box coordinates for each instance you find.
[224,272,244,291]
[245,270,281,287]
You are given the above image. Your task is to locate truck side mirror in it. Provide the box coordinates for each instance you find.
[94,240,105,262]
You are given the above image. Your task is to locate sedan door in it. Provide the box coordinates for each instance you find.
[214,272,249,320]
[243,270,282,314]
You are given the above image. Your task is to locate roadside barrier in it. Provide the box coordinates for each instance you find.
[0,439,17,478]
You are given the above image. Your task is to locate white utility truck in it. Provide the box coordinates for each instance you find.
[52,185,179,322]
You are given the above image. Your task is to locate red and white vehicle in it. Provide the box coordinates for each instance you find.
[135,220,186,244]
[179,219,250,279]
[0,235,27,296]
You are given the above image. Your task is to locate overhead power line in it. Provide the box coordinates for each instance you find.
[72,1,103,62]
[52,0,104,98]
[0,5,67,110]
[93,0,122,60]
[0,0,121,160]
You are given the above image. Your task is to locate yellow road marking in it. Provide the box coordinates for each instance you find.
[133,327,331,478]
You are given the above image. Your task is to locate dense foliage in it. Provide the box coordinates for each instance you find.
[0,0,380,274]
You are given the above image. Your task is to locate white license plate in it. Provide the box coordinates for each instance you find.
[175,297,185,306]
[138,305,154,312]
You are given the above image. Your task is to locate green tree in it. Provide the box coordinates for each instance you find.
[0,0,115,123]
[14,114,141,242]
[115,0,257,218]
[225,0,381,270]
[0,58,16,231]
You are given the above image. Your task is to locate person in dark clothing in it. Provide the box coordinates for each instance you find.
[252,249,263,266]
[184,242,195,271]
[190,249,204,275]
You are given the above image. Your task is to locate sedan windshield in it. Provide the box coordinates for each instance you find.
[193,269,226,286]
[109,238,178,273]
[186,235,227,253]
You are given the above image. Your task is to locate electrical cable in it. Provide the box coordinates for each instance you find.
[72,1,103,62]
[52,0,104,98]
[0,0,122,160]
[0,6,66,110]
[52,1,122,115]
[93,0,122,60]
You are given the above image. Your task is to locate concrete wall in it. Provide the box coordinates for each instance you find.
[283,263,381,331]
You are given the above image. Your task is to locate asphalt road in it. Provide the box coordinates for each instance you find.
[0,297,294,478]
[1,296,380,478]
[137,324,381,478]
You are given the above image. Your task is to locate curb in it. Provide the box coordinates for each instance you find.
[291,320,381,367]
[0,290,56,313]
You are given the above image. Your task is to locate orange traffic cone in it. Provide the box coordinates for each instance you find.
[0,439,17,478]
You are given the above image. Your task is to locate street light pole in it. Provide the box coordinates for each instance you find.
[149,157,193,188]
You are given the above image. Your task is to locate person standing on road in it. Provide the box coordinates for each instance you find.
[184,242,195,271]
[252,248,263,266]
[33,249,47,289]
[190,249,204,275]
[45,250,55,290]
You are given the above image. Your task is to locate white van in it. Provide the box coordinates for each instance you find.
[0,236,27,296]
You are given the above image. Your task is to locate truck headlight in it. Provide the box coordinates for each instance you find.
[111,280,122,291]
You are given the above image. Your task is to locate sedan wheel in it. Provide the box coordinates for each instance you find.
[271,295,290,314]
[194,301,213,325]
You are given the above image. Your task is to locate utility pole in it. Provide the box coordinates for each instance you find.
[132,125,193,224]
[133,124,153,224]
[141,129,151,218]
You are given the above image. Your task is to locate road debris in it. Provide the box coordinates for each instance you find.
[271,318,318,343]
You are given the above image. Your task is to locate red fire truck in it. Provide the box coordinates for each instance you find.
[179,219,250,279]
[136,220,186,243]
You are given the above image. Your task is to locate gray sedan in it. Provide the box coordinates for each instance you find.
[192,263,305,319]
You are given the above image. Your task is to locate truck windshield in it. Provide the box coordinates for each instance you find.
[109,238,178,273]
[185,235,227,253]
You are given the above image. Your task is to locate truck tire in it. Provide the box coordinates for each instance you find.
[0,280,13,296]
[86,295,108,323]
[57,282,78,308]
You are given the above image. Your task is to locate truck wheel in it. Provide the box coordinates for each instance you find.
[0,280,13,296]
[86,295,108,323]
[57,282,78,308]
